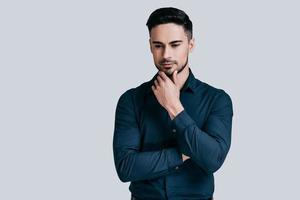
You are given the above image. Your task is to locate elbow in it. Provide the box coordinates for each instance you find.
[115,161,134,183]
[117,173,131,183]
[206,144,230,174]
[116,165,132,183]
[200,150,228,174]
[205,159,223,174]
[114,151,137,183]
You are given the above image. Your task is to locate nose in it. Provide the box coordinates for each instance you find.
[162,47,171,60]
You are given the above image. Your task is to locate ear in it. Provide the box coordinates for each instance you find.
[149,38,153,53]
[188,38,195,53]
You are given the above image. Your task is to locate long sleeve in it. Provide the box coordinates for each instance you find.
[113,90,183,182]
[172,91,233,174]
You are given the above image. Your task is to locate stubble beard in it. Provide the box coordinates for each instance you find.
[155,55,189,77]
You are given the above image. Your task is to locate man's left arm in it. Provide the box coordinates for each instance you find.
[172,91,233,174]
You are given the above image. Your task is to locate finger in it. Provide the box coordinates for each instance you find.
[156,75,164,85]
[154,80,159,88]
[158,71,168,81]
[151,85,156,92]
[172,70,178,86]
[151,85,158,96]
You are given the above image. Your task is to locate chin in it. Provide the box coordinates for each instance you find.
[160,68,173,76]
[156,64,175,76]
[165,69,174,76]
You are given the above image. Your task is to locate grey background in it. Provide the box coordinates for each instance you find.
[1,0,299,199]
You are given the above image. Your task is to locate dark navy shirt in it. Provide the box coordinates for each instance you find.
[113,69,233,200]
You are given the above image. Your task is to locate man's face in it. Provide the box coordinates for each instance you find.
[149,23,194,76]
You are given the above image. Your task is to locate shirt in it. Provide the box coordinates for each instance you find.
[113,69,233,200]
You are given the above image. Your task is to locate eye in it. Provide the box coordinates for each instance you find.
[171,44,180,48]
[154,45,162,48]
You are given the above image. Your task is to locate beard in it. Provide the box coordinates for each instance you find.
[155,55,189,77]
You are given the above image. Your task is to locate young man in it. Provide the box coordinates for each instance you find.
[113,7,233,200]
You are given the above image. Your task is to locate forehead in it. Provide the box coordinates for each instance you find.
[150,23,188,42]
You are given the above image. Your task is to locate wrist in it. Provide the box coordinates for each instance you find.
[167,102,184,120]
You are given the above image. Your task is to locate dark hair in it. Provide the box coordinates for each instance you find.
[146,7,193,40]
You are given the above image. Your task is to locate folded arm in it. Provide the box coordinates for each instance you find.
[172,91,233,174]
[113,90,183,182]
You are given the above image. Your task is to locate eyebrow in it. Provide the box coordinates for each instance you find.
[152,40,183,45]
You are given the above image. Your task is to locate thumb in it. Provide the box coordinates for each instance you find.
[172,70,178,86]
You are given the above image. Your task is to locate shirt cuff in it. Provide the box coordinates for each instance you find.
[171,110,195,133]
[166,148,183,170]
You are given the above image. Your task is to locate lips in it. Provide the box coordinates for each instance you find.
[161,63,173,68]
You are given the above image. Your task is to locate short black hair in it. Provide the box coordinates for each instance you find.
[146,7,193,40]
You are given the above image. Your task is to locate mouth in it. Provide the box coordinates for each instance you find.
[161,63,173,68]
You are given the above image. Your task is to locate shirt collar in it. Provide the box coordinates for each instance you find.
[146,68,197,94]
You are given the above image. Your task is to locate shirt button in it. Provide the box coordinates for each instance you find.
[172,129,176,133]
[175,166,179,170]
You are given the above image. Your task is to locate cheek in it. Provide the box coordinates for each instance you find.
[176,49,188,61]
[152,54,158,61]
[152,52,161,61]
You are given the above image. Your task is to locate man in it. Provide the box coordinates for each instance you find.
[113,7,233,200]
